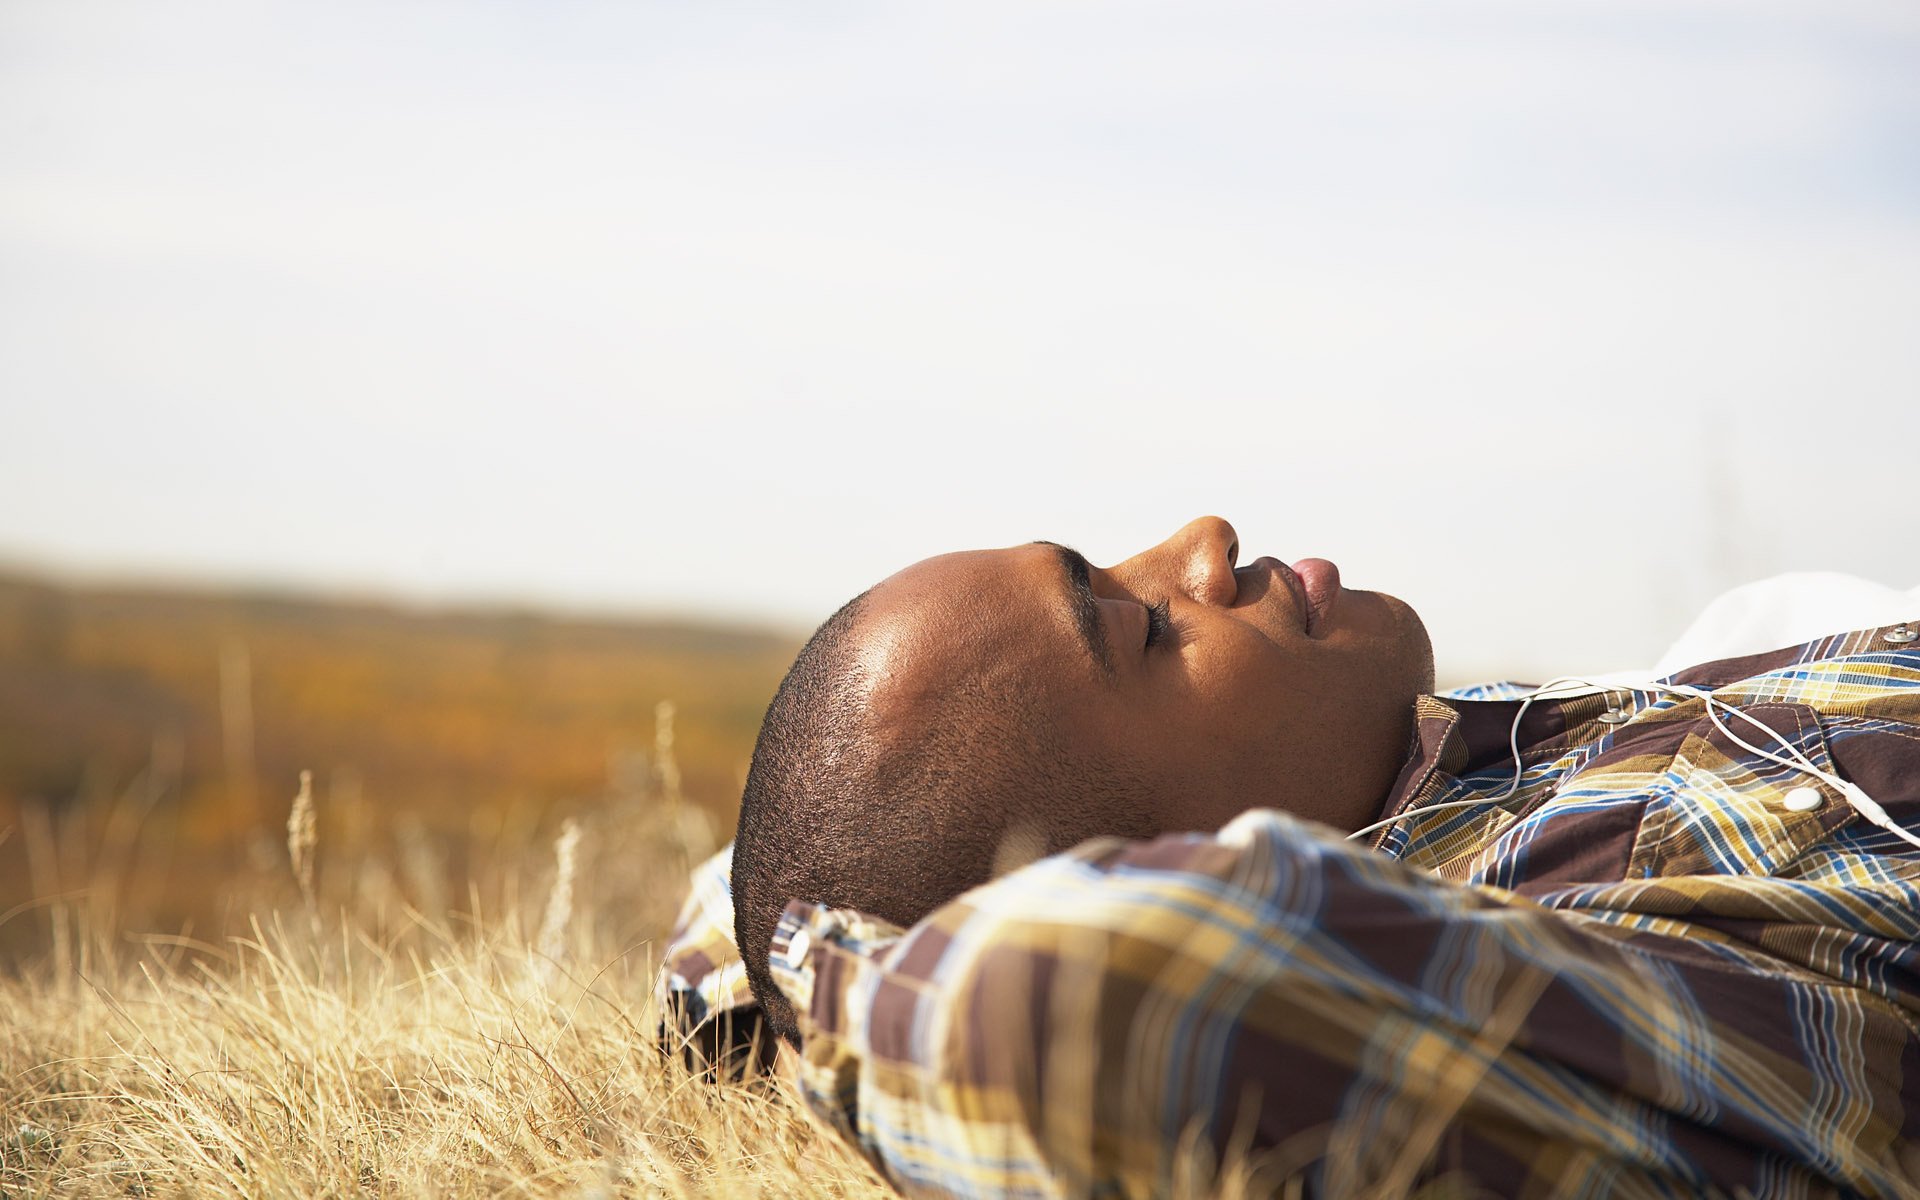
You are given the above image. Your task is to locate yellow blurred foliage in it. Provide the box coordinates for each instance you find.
[0,571,799,959]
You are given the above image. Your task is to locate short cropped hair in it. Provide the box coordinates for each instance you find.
[732,591,1155,1043]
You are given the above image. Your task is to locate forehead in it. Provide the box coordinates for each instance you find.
[854,544,1090,707]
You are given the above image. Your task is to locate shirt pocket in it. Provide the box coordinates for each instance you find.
[1623,702,1854,880]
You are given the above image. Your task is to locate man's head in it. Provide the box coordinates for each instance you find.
[732,516,1434,1040]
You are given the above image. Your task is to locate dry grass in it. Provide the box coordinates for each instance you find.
[0,767,896,1199]
[0,803,1511,1200]
[0,571,801,957]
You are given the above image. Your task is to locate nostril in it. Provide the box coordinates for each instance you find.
[1227,541,1239,568]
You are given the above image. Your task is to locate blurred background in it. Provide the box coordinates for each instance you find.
[2,1,1916,956]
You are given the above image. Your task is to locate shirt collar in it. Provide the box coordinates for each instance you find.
[1368,678,1706,851]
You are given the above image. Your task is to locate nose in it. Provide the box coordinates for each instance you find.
[1115,515,1240,607]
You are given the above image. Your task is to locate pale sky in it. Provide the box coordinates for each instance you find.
[3,0,1916,678]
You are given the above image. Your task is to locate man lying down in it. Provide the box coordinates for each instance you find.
[658,516,1920,1198]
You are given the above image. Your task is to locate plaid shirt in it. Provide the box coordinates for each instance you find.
[659,621,1920,1197]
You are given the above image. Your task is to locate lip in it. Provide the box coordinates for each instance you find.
[1289,557,1342,637]
[1259,557,1313,636]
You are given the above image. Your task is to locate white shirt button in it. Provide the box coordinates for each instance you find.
[1782,786,1823,812]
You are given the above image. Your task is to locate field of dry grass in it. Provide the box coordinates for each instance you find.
[0,571,799,958]
[0,768,899,1198]
[0,574,903,1196]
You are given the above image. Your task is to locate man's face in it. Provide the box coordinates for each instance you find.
[854,516,1436,836]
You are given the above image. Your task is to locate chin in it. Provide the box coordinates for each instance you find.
[1382,592,1437,695]
[1409,623,1437,694]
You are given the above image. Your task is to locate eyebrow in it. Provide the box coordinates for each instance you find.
[1032,540,1114,680]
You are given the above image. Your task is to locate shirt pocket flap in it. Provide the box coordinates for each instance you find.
[1626,702,1853,880]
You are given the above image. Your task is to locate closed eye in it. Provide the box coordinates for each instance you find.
[1143,599,1174,650]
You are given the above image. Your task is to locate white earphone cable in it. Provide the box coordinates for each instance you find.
[1348,674,1920,851]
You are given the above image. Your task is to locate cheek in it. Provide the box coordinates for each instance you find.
[1181,631,1414,778]
[1157,647,1308,828]
[1179,637,1308,754]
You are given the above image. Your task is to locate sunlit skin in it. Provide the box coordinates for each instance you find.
[850,517,1437,838]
